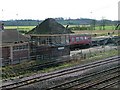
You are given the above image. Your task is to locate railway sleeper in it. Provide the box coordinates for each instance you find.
[47,66,120,90]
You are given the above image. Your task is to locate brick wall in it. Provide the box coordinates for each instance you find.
[2,47,10,59]
[13,50,29,60]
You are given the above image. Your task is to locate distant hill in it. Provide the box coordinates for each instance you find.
[3,20,41,26]
[3,18,118,26]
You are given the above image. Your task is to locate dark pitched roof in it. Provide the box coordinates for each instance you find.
[27,18,72,34]
[2,29,29,43]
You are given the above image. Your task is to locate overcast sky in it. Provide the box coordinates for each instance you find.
[0,0,119,20]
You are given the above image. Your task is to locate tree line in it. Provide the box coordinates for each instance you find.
[3,18,118,27]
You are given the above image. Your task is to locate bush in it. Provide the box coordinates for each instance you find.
[69,26,90,30]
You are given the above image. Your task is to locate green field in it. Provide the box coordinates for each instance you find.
[4,26,35,31]
[95,25,115,30]
[4,25,116,31]
[68,25,116,30]
[4,25,118,36]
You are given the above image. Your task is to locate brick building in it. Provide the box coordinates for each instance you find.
[0,18,71,66]
[27,18,71,60]
[1,27,30,66]
[29,34,70,60]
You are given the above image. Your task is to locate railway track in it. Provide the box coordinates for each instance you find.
[47,65,120,90]
[1,56,120,90]
[77,71,119,90]
[95,78,120,90]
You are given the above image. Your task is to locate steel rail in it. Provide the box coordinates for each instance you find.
[2,56,119,89]
[47,65,120,90]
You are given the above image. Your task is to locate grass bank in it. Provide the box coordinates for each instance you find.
[2,48,118,81]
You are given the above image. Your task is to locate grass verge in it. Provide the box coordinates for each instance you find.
[2,49,118,81]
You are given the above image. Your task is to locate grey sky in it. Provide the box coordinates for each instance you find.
[0,0,119,20]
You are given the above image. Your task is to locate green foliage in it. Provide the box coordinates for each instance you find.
[69,26,90,30]
[3,18,117,26]
[3,20,40,26]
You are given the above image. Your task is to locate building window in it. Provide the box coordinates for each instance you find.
[71,37,75,42]
[76,37,79,42]
[13,46,17,50]
[41,40,46,45]
[13,44,28,51]
[47,37,49,44]
[19,46,22,50]
[22,45,27,49]
[80,37,84,40]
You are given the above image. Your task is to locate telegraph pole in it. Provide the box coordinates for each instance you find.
[16,13,19,43]
[102,16,106,30]
[90,11,93,41]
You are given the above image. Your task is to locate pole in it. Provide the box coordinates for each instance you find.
[16,14,19,43]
